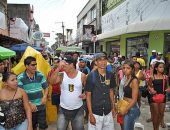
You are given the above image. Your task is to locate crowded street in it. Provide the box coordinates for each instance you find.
[48,99,170,130]
[1,0,170,130]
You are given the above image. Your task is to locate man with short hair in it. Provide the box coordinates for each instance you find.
[79,58,90,75]
[47,57,62,110]
[150,52,165,65]
[51,55,86,130]
[85,53,116,130]
[149,50,157,64]
[136,52,146,69]
[17,56,48,130]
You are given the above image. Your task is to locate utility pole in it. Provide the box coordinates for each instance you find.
[55,21,65,46]
[62,22,65,46]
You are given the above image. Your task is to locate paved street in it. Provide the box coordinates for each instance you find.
[48,98,170,130]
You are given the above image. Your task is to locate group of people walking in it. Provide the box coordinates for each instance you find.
[0,50,170,130]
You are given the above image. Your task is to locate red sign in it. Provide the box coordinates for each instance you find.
[43,33,50,37]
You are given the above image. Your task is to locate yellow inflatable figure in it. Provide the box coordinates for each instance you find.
[11,46,57,123]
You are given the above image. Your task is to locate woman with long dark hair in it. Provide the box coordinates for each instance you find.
[120,60,140,130]
[0,72,32,130]
[148,62,170,130]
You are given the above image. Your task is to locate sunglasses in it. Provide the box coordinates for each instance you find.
[54,60,60,63]
[30,63,37,66]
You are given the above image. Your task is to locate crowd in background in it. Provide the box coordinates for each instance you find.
[0,49,170,130]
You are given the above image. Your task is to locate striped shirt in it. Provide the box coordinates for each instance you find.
[17,71,48,110]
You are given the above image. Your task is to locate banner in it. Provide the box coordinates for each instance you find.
[83,25,94,41]
[101,0,170,34]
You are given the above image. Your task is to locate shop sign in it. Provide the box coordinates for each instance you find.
[43,33,50,37]
[102,0,170,34]
[32,31,44,40]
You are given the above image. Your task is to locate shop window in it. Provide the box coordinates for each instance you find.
[126,35,149,63]
[164,33,170,64]
[91,6,96,21]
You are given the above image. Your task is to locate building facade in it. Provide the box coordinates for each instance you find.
[7,4,35,43]
[0,0,8,36]
[0,0,23,47]
[77,0,102,53]
[98,0,170,65]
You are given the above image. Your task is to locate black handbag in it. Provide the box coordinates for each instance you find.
[0,89,17,126]
[51,93,60,105]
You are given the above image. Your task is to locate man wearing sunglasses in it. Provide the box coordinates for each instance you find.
[17,56,48,130]
[50,55,86,130]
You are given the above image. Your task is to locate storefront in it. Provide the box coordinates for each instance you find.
[98,0,170,65]
[164,33,170,63]
[126,35,149,62]
[106,40,120,55]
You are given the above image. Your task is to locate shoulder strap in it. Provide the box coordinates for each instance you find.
[162,75,165,91]
[127,77,135,86]
[8,88,17,108]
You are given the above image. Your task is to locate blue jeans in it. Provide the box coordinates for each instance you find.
[0,119,28,130]
[57,106,84,130]
[123,105,140,130]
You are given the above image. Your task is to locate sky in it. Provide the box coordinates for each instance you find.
[7,0,89,46]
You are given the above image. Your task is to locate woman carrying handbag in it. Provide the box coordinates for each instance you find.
[148,62,170,130]
[117,60,140,130]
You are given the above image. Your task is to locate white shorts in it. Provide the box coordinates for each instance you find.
[88,112,115,130]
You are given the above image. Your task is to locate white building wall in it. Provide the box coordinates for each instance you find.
[77,0,98,22]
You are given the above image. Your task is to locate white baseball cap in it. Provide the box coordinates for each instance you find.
[152,50,156,52]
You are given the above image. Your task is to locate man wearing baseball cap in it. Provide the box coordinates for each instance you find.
[50,55,86,130]
[149,50,157,65]
[85,53,116,130]
[78,58,90,75]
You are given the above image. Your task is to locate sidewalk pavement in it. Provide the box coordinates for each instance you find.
[48,98,170,130]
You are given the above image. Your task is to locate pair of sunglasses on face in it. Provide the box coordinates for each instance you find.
[30,63,37,66]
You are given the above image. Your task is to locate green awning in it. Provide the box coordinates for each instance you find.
[0,46,16,60]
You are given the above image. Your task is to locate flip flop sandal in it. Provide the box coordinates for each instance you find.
[160,123,166,128]
[146,118,152,123]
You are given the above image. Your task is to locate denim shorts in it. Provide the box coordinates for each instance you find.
[57,106,84,130]
[123,104,140,130]
[0,119,28,130]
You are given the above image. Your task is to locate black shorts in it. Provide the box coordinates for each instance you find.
[32,109,48,129]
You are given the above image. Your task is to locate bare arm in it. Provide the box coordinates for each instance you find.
[86,91,96,125]
[86,91,92,115]
[125,78,139,113]
[41,88,48,105]
[81,73,87,87]
[110,88,115,108]
[21,88,33,130]
[138,70,145,81]
[79,73,87,99]
[110,88,116,117]
[49,68,62,84]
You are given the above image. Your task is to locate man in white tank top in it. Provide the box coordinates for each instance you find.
[50,55,86,130]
